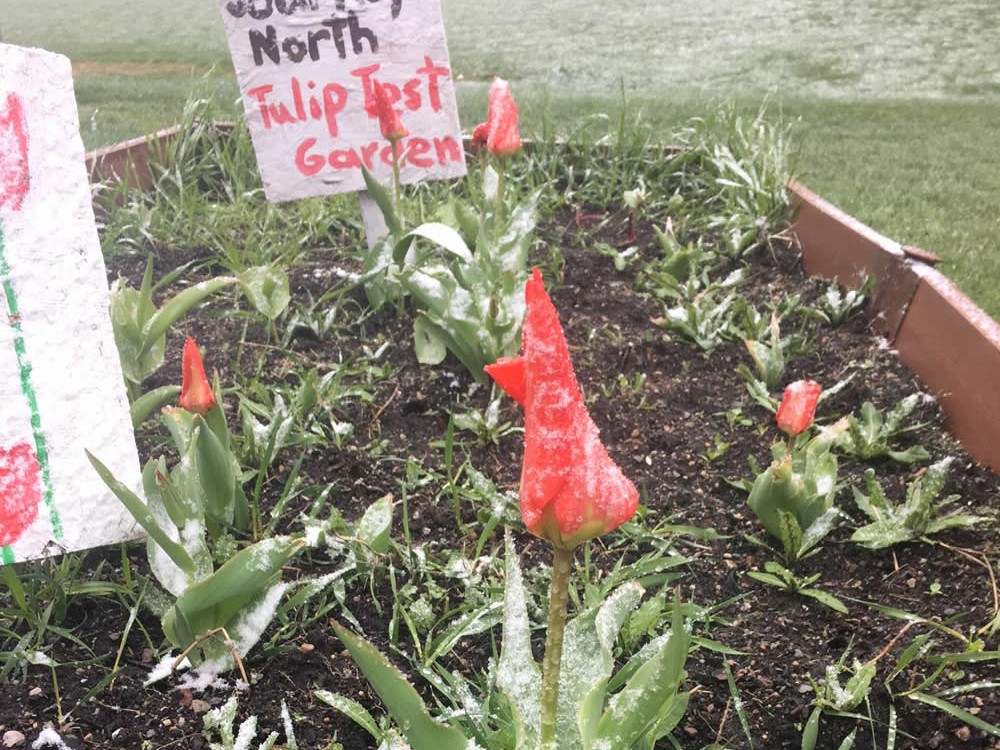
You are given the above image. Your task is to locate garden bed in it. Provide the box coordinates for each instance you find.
[2,116,999,750]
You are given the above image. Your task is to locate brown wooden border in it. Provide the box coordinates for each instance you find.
[790,180,1000,472]
[83,133,1000,472]
[85,126,181,192]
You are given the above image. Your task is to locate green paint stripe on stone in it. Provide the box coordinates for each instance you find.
[0,222,62,541]
[1,545,13,566]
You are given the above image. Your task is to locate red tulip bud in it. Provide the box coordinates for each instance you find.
[471,122,489,150]
[179,337,216,414]
[485,269,638,549]
[367,80,408,142]
[484,77,521,157]
[776,380,822,436]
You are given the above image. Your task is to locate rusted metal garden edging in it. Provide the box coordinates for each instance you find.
[84,133,1000,473]
[790,180,1000,473]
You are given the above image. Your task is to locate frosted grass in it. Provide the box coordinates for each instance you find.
[445,0,1000,101]
[8,0,995,102]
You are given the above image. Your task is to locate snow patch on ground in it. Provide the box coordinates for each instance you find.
[31,728,73,750]
[144,653,191,686]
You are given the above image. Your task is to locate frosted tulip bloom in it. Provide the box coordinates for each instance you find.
[485,268,638,549]
[776,380,822,436]
[483,77,521,157]
[471,121,489,150]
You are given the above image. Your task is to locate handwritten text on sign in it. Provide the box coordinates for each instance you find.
[0,43,141,565]
[220,0,466,202]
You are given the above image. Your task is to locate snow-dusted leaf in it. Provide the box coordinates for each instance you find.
[331,622,469,750]
[239,265,290,320]
[564,582,644,749]
[408,222,473,262]
[354,494,393,555]
[413,316,448,365]
[496,531,542,750]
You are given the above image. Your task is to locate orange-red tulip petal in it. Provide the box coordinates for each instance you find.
[485,269,638,549]
[179,337,216,414]
[471,122,489,150]
[368,80,408,142]
[776,379,822,436]
[485,77,521,157]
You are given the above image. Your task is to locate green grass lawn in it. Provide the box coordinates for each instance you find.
[7,0,999,316]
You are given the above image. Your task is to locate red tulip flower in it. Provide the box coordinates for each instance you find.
[471,121,489,150]
[367,80,408,142]
[776,380,822,437]
[485,268,638,549]
[179,337,216,414]
[475,77,521,158]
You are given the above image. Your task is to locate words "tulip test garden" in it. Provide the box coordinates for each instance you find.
[220,0,464,201]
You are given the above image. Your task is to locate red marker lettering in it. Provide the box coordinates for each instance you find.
[407,138,432,168]
[415,56,450,112]
[294,137,324,176]
[0,92,30,212]
[247,80,347,137]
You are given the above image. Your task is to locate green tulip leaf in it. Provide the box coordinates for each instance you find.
[239,265,290,320]
[191,420,236,526]
[594,595,690,748]
[354,494,393,555]
[413,315,448,365]
[568,581,645,749]
[87,450,195,577]
[143,276,238,353]
[331,621,470,750]
[314,691,382,741]
[497,531,542,750]
[170,536,304,654]
[361,166,402,236]
[129,384,181,427]
[407,222,473,263]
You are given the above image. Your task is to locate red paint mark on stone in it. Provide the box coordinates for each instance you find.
[0,443,41,547]
[0,93,30,213]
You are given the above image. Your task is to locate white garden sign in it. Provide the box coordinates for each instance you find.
[220,0,467,202]
[0,44,141,565]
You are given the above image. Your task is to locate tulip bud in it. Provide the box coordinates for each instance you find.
[776,380,822,436]
[485,77,521,157]
[471,122,489,150]
[367,80,408,142]
[485,269,638,549]
[179,337,216,414]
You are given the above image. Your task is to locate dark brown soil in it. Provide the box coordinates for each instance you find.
[1,211,998,750]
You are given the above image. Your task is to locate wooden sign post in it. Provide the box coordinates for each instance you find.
[219,0,467,214]
[0,44,141,565]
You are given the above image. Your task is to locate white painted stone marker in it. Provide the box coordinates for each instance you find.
[0,43,142,565]
[219,0,467,202]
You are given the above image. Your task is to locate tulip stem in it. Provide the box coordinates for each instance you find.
[494,158,506,245]
[390,139,402,217]
[539,545,574,750]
